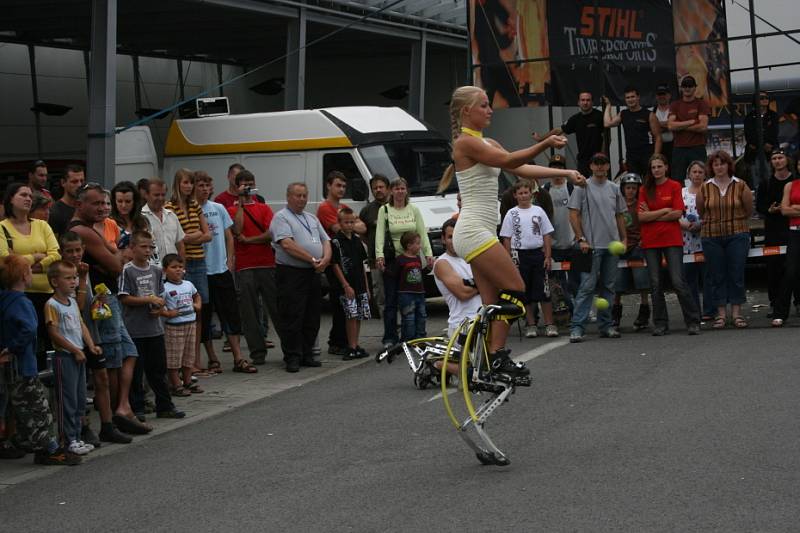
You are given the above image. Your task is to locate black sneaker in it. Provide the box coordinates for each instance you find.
[99,426,132,444]
[355,346,369,359]
[80,426,101,448]
[0,441,27,459]
[285,359,300,373]
[300,358,322,367]
[34,448,82,466]
[156,409,186,419]
[328,345,348,356]
[342,349,359,361]
[490,349,530,377]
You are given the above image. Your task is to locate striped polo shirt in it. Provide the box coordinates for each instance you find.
[166,199,205,260]
[699,178,750,238]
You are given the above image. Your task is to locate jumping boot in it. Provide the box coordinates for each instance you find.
[489,348,530,377]
[633,304,650,331]
[611,303,623,328]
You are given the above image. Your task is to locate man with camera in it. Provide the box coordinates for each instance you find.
[227,170,278,366]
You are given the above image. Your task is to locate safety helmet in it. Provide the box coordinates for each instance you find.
[619,172,642,186]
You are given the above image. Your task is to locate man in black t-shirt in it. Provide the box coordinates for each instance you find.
[603,87,662,176]
[534,91,606,177]
[48,164,85,237]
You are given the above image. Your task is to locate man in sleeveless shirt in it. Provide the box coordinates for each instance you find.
[433,219,482,338]
[69,184,149,438]
[603,87,662,176]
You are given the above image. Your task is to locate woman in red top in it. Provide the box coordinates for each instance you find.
[638,154,701,335]
[772,178,800,326]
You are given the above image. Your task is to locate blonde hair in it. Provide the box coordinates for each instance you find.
[170,168,195,206]
[437,85,485,194]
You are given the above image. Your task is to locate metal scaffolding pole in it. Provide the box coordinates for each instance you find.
[284,6,307,110]
[749,0,766,189]
[86,0,117,188]
[408,31,427,119]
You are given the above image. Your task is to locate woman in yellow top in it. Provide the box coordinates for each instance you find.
[0,182,61,360]
[439,86,583,376]
[165,169,211,370]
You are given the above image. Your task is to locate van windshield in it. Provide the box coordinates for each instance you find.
[360,142,456,197]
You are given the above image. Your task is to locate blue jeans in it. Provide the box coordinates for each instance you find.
[184,258,209,303]
[54,351,86,444]
[702,232,750,306]
[571,249,618,334]
[644,246,700,329]
[398,292,426,341]
[683,261,715,317]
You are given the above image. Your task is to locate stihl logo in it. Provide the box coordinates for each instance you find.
[579,7,643,39]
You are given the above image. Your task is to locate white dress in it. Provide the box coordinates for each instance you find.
[453,140,501,262]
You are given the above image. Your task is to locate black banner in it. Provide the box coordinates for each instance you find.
[546,0,675,107]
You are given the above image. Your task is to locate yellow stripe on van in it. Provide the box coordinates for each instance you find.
[164,122,353,156]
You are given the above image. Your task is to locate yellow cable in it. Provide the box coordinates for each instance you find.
[440,326,462,429]
[460,315,480,423]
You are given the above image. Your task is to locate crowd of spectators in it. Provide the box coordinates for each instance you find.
[1,77,799,466]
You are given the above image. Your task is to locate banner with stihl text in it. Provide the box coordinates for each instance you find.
[546,0,675,106]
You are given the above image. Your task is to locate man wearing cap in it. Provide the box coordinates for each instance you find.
[567,152,627,342]
[668,76,710,183]
[744,92,779,161]
[603,87,662,176]
[28,160,52,200]
[756,148,796,315]
[653,85,674,170]
[534,92,606,178]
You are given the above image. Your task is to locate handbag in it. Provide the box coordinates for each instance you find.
[382,205,396,263]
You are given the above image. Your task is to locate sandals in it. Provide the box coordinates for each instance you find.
[208,361,223,374]
[733,316,748,329]
[183,382,204,394]
[233,358,258,373]
[112,414,152,434]
[712,316,726,329]
[170,386,191,397]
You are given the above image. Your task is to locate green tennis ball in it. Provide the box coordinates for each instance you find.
[595,297,609,310]
[608,240,625,256]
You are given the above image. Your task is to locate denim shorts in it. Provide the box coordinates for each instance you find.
[96,295,138,368]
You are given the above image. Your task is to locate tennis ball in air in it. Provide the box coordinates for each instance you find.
[595,297,609,310]
[608,240,625,256]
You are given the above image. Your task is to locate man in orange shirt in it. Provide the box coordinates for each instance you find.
[316,171,366,355]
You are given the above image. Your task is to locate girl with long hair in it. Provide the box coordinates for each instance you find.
[440,86,583,375]
[165,169,211,372]
[638,154,700,335]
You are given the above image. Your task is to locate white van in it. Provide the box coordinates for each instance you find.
[158,106,458,234]
[116,105,460,291]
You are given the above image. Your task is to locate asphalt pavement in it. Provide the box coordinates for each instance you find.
[2,290,800,532]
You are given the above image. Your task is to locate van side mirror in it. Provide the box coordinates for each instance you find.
[350,179,368,201]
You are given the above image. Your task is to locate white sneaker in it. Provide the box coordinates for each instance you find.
[545,324,559,337]
[525,325,538,338]
[78,440,95,452]
[68,441,92,455]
